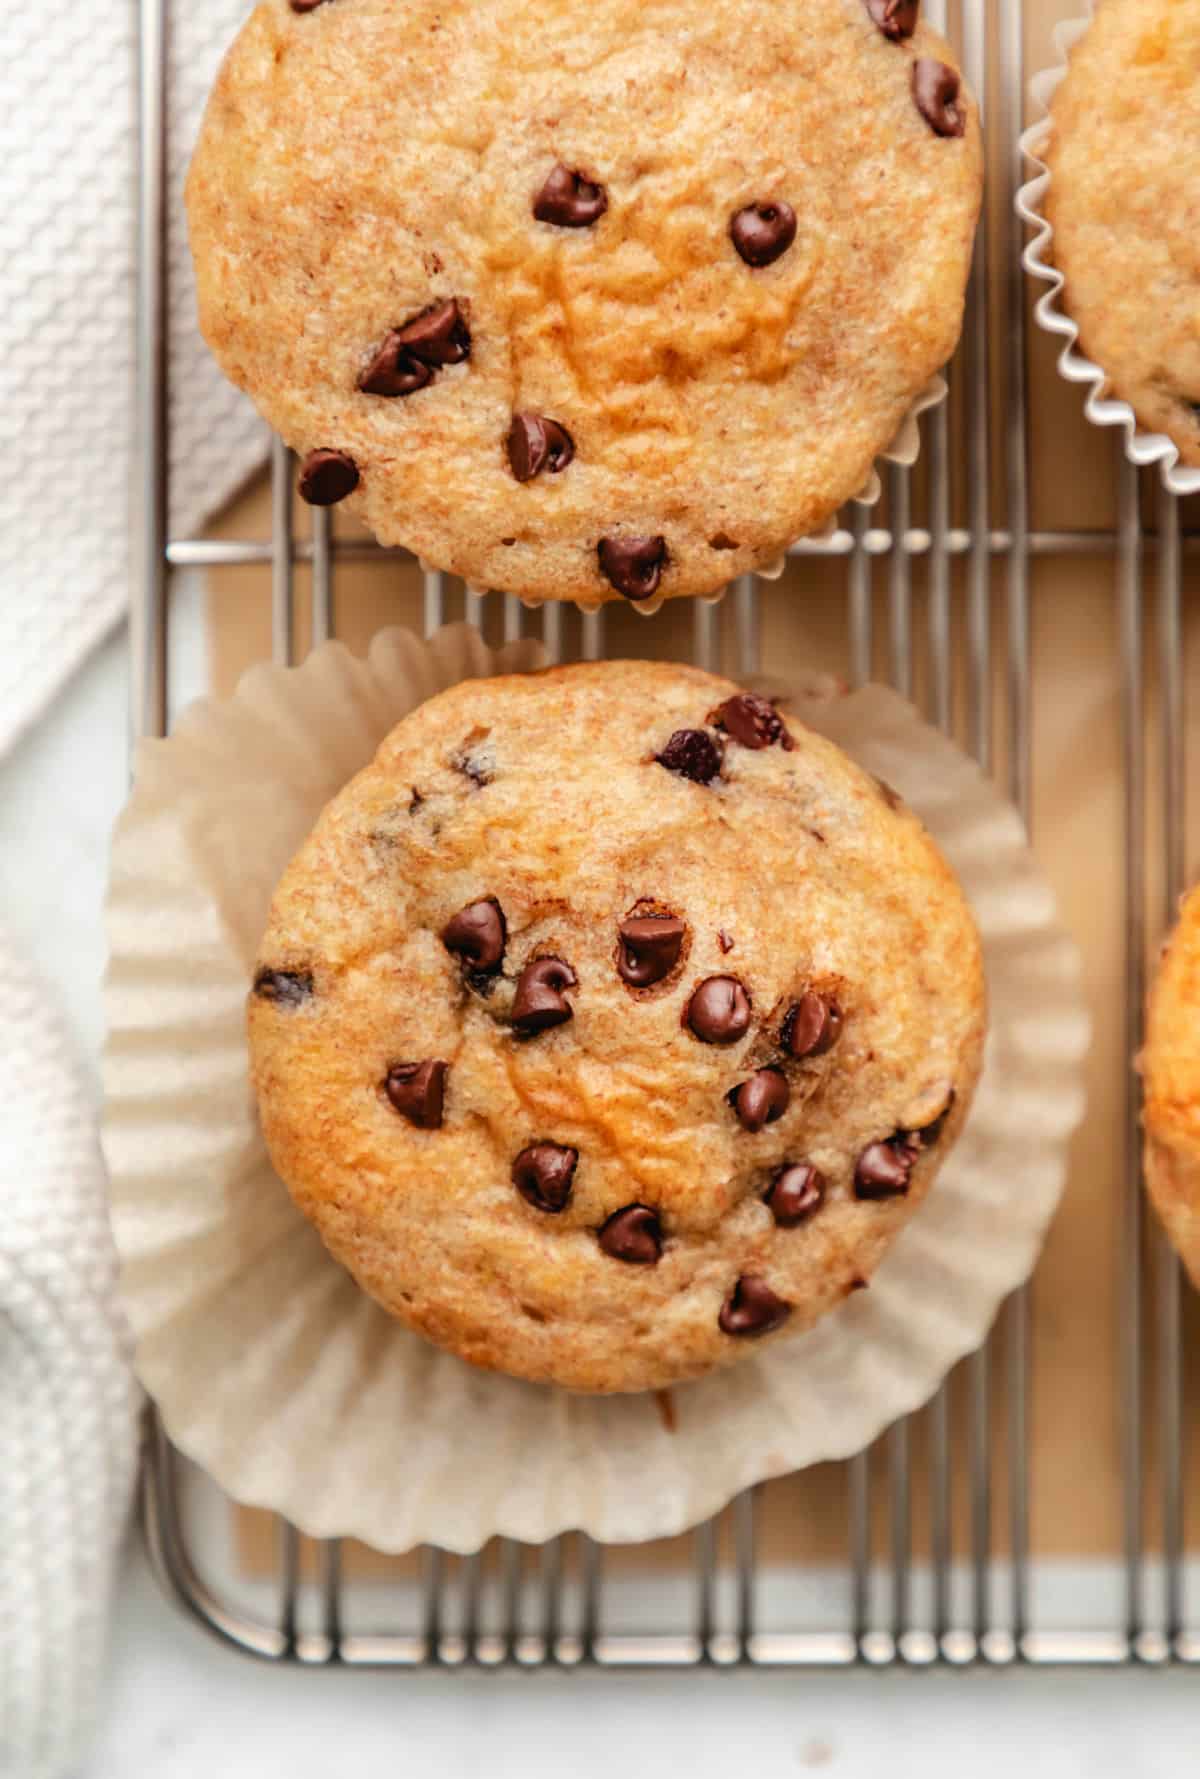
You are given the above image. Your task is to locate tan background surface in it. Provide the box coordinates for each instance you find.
[188,1,1199,1575]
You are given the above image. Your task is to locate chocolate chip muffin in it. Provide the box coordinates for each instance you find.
[248,661,986,1392]
[187,0,982,607]
[1141,885,1200,1286]
[1043,0,1200,468]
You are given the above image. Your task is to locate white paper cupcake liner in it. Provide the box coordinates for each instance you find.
[102,624,1088,1555]
[479,373,948,618]
[1016,6,1200,499]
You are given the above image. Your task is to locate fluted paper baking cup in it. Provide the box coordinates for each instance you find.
[103,624,1088,1554]
[1017,6,1200,498]
[501,373,948,618]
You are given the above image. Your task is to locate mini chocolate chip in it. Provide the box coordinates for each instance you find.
[507,414,575,482]
[709,532,740,551]
[598,535,668,601]
[686,976,752,1045]
[913,59,966,138]
[408,787,425,814]
[394,298,471,366]
[657,729,723,784]
[534,164,608,228]
[359,300,470,397]
[442,898,506,973]
[719,1275,791,1338]
[713,693,793,751]
[253,967,314,1006]
[513,1142,578,1214]
[511,956,577,1033]
[617,915,686,988]
[865,0,918,40]
[729,1067,790,1133]
[298,449,359,506]
[785,992,842,1059]
[731,202,797,269]
[384,1060,448,1130]
[855,1133,922,1199]
[598,1204,663,1265]
[765,1163,825,1228]
[718,929,735,954]
[358,336,433,399]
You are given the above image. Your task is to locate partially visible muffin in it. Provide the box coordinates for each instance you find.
[1044,0,1200,468]
[1142,885,1200,1285]
[248,661,987,1393]
[187,0,982,605]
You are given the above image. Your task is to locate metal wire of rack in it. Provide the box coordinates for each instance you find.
[133,0,1196,1668]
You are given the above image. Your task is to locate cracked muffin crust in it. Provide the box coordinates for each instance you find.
[187,0,982,606]
[1044,0,1200,469]
[1141,885,1200,1287]
[248,662,987,1393]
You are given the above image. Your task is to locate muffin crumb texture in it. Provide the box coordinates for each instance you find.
[248,663,986,1392]
[1045,0,1200,468]
[188,0,982,604]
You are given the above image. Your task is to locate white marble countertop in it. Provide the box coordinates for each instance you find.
[2,626,1195,1777]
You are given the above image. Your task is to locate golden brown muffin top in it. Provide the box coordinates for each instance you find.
[188,0,981,604]
[249,662,986,1391]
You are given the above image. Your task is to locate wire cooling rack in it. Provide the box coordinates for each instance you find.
[133,0,1199,1667]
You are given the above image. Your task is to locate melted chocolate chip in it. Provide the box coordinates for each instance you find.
[913,59,966,138]
[534,164,609,228]
[657,729,723,785]
[686,976,752,1045]
[784,992,842,1059]
[719,1275,791,1338]
[598,535,668,601]
[507,414,575,482]
[713,693,793,751]
[358,337,433,399]
[442,899,506,973]
[359,301,470,397]
[513,1142,578,1214]
[731,202,797,269]
[855,1132,922,1199]
[511,957,577,1033]
[729,1067,790,1133]
[617,915,686,988]
[865,0,918,39]
[598,1205,663,1265]
[765,1163,825,1228]
[253,967,314,1006]
[384,1060,448,1130]
[298,449,359,506]
[395,298,471,365]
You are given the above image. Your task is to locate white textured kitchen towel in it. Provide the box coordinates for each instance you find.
[0,929,142,1779]
[0,0,265,761]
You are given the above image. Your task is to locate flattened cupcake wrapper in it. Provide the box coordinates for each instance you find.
[1017,7,1200,499]
[102,624,1088,1556]
[495,374,948,618]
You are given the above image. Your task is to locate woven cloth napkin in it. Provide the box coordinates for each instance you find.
[1,4,264,1775]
